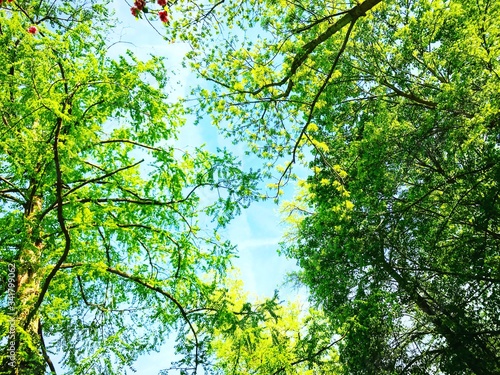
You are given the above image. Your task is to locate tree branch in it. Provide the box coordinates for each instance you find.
[251,0,383,96]
[24,59,72,329]
[270,332,348,375]
[98,139,164,152]
[59,262,201,372]
[38,321,57,375]
[275,20,357,196]
[63,159,144,198]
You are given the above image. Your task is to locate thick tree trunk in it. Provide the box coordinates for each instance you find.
[3,194,47,375]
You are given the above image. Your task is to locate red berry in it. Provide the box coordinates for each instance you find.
[157,0,167,6]
[28,26,38,34]
[134,0,146,10]
[158,10,169,23]
[130,6,140,17]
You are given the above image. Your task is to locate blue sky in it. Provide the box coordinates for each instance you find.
[50,2,304,374]
[108,1,301,297]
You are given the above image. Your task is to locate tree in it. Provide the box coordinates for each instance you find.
[285,1,500,373]
[207,278,341,375]
[167,0,382,182]
[0,1,261,374]
[173,0,500,373]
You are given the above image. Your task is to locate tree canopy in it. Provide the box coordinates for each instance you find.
[0,1,263,373]
[1,0,500,374]
[172,0,500,373]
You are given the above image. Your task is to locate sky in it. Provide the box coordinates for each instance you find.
[108,0,303,296]
[107,2,300,297]
[50,2,304,374]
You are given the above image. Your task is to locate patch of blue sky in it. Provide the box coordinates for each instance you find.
[51,3,307,373]
[109,0,301,296]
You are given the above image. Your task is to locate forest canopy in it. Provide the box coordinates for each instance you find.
[1,0,499,374]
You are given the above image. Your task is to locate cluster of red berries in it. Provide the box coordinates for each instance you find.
[130,0,169,23]
[158,10,168,23]
[0,0,14,3]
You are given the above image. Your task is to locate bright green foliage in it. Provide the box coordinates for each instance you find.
[0,1,260,374]
[175,0,500,374]
[286,1,500,373]
[167,0,382,179]
[208,278,341,375]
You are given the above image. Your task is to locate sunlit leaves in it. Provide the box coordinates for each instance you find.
[281,1,500,373]
[165,0,500,373]
[209,278,341,375]
[0,1,261,374]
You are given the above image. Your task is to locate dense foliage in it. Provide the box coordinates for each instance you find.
[2,0,500,374]
[287,2,500,372]
[174,0,500,373]
[0,1,265,374]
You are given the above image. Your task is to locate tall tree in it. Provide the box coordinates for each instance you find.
[174,0,500,373]
[197,277,340,375]
[0,1,260,374]
[285,1,500,373]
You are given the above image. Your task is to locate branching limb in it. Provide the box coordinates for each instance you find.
[276,20,357,195]
[0,176,27,201]
[77,275,108,313]
[62,159,144,197]
[250,0,383,96]
[270,332,348,375]
[98,139,164,152]
[59,262,202,373]
[38,321,57,375]
[24,58,72,329]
